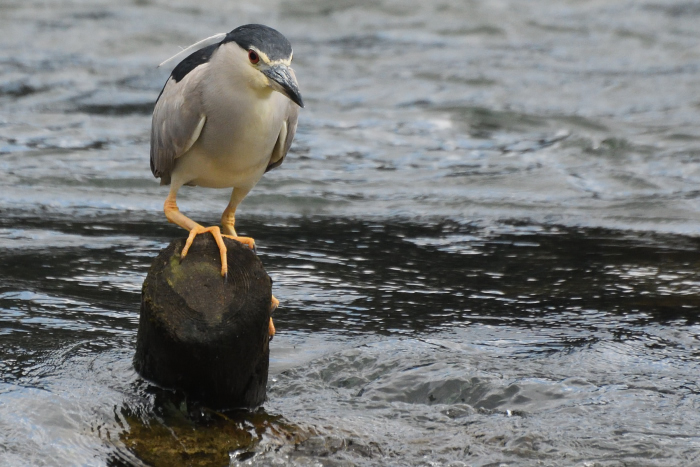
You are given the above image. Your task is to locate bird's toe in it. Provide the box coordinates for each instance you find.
[222,234,256,251]
[268,318,276,340]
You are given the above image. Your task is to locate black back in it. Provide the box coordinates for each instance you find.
[171,43,218,83]
[154,43,217,104]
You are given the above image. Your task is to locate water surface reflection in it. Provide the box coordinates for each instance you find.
[1,217,700,464]
[3,0,700,464]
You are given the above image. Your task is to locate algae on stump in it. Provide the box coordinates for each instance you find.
[134,234,272,408]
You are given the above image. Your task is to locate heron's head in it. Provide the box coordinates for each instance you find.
[223,24,304,108]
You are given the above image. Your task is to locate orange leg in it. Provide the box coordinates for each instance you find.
[164,189,229,276]
[220,187,256,250]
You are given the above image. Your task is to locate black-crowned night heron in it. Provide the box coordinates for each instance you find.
[151,24,303,337]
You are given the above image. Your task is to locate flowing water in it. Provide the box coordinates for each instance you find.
[2,0,700,465]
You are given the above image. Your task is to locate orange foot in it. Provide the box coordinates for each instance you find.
[269,295,279,340]
[181,225,229,276]
[222,234,256,252]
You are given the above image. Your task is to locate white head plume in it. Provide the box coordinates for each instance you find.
[158,32,227,69]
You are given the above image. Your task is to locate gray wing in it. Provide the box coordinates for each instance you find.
[150,65,208,185]
[265,100,299,173]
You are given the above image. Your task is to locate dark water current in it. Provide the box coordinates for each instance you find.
[2,0,700,465]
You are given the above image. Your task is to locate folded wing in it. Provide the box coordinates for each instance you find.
[150,64,209,186]
[266,99,299,173]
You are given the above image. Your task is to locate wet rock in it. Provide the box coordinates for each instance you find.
[121,399,311,467]
[134,234,272,408]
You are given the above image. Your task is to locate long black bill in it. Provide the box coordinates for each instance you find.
[263,65,304,108]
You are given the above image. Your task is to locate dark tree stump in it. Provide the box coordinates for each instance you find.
[134,234,272,409]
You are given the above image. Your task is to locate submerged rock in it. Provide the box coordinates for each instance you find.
[134,234,272,408]
[120,393,312,467]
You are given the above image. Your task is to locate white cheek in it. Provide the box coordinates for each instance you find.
[253,70,270,89]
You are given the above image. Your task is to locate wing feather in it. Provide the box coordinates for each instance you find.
[150,65,208,185]
[265,101,299,173]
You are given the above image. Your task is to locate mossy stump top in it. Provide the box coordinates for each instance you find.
[134,234,272,409]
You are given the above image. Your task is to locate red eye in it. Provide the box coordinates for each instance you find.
[248,50,259,64]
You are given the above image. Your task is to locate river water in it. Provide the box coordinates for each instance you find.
[2,0,700,465]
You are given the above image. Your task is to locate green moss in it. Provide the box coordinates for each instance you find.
[165,253,220,292]
[121,400,311,467]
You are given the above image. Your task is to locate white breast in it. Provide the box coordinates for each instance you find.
[171,44,287,190]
